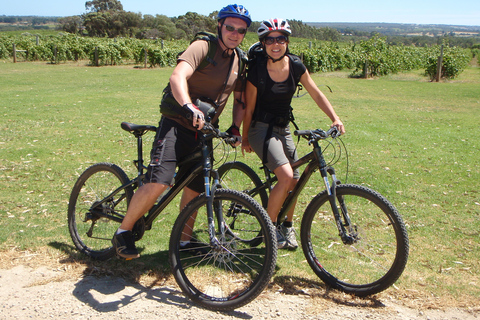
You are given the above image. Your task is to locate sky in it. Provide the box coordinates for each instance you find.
[2,0,480,26]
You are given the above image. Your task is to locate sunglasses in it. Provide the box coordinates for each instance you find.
[264,35,288,45]
[265,36,288,45]
[224,24,247,35]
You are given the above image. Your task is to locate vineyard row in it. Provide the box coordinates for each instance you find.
[0,33,473,79]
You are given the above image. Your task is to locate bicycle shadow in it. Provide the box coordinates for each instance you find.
[272,275,386,309]
[49,241,255,318]
[72,275,188,312]
[49,242,383,315]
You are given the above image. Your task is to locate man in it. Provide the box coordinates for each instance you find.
[112,4,251,259]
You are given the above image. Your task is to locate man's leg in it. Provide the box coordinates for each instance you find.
[179,187,201,242]
[120,183,168,230]
[113,182,168,259]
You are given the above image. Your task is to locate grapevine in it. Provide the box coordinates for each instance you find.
[0,33,471,79]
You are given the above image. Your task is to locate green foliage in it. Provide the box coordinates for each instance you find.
[0,32,472,79]
[173,12,217,39]
[291,42,357,72]
[351,35,425,77]
[347,35,470,79]
[85,0,124,13]
[424,42,472,80]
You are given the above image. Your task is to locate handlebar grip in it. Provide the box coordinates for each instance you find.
[294,130,311,136]
[224,137,237,145]
[326,126,340,138]
[294,127,340,139]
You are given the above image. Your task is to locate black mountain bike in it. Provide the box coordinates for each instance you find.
[218,127,409,297]
[68,121,277,311]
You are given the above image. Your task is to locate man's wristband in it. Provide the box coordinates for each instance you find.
[227,124,240,136]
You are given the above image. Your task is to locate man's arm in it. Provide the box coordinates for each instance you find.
[226,90,245,146]
[232,90,245,128]
[169,61,205,129]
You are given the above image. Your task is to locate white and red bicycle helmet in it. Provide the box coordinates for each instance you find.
[257,18,292,39]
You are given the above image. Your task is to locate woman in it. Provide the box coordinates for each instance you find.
[242,18,345,249]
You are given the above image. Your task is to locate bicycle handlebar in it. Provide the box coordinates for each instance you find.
[201,123,237,145]
[294,126,340,140]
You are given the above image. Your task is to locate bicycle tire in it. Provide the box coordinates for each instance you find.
[68,162,134,260]
[169,189,277,311]
[218,161,269,209]
[301,184,409,296]
[218,161,269,246]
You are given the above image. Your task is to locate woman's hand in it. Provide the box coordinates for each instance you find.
[241,137,253,155]
[332,119,345,135]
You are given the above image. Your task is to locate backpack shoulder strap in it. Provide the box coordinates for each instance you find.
[255,54,268,98]
[191,31,218,70]
[287,53,305,84]
[235,47,247,78]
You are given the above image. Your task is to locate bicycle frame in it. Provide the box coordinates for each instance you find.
[245,135,355,244]
[143,132,226,247]
[88,124,225,246]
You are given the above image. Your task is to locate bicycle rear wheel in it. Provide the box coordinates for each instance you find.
[68,163,133,260]
[218,161,269,208]
[301,184,409,296]
[169,189,277,311]
[218,162,269,246]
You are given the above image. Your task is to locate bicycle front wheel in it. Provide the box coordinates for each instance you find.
[301,184,409,296]
[169,189,277,311]
[68,163,133,260]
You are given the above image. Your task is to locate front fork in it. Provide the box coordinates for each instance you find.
[200,140,225,249]
[316,149,356,245]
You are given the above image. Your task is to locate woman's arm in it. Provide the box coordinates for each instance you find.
[300,70,345,134]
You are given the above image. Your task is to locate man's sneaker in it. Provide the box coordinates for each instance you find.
[279,224,299,250]
[180,238,211,256]
[112,231,140,259]
[276,227,287,249]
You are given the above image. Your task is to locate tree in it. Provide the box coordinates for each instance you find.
[83,11,110,37]
[58,16,83,34]
[85,0,123,13]
[173,12,216,38]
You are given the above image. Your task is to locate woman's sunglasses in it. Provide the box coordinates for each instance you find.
[264,35,288,45]
[224,24,247,35]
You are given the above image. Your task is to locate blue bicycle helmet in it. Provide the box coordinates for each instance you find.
[217,4,252,27]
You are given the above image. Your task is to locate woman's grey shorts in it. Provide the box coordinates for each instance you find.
[248,122,300,179]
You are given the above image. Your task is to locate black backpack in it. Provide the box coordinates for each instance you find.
[247,42,305,164]
[247,42,304,127]
[247,42,304,99]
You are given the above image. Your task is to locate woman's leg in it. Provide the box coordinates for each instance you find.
[267,163,295,223]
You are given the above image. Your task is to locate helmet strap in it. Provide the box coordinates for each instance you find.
[268,55,286,63]
[261,41,286,63]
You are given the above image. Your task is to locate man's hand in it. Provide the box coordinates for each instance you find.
[183,103,205,130]
[226,124,242,147]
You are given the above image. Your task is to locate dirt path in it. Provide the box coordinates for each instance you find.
[1,264,478,320]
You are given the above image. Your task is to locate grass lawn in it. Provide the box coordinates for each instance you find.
[0,59,479,308]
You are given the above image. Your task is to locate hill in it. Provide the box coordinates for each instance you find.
[306,22,480,37]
